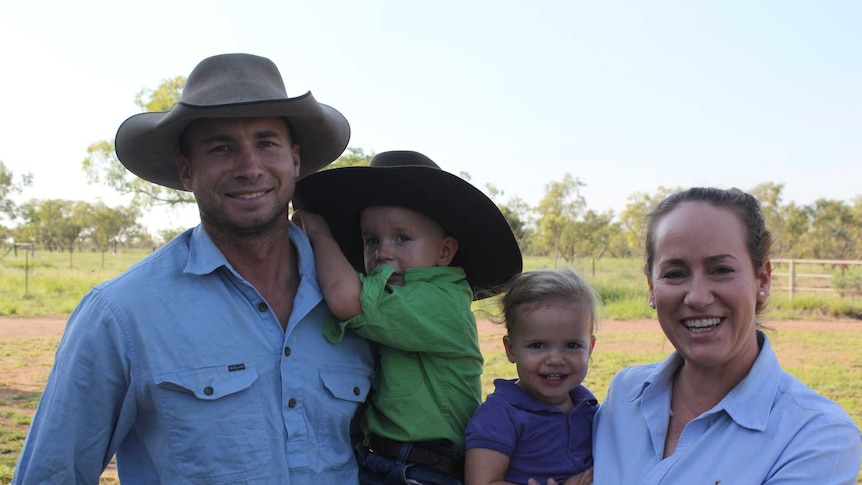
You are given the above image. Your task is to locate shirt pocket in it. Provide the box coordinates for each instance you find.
[318,366,373,466]
[378,350,421,398]
[155,364,272,483]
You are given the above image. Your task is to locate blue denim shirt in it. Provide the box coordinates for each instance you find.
[14,223,375,484]
[593,332,862,484]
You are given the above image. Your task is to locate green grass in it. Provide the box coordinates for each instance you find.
[0,249,145,317]
[3,251,862,320]
[513,256,862,321]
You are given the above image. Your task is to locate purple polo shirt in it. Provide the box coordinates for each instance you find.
[465,378,597,484]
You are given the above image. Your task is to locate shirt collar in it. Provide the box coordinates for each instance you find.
[182,222,323,329]
[720,331,778,430]
[633,330,779,432]
[183,221,319,286]
[496,378,597,413]
[184,225,230,276]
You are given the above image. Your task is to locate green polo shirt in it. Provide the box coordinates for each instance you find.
[323,264,483,452]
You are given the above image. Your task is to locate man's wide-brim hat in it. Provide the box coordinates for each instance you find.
[293,150,523,298]
[114,53,350,190]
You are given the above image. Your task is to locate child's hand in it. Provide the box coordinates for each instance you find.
[290,210,306,230]
[525,467,593,485]
[291,211,332,239]
[562,467,592,485]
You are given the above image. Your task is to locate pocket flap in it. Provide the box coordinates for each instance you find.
[320,366,373,402]
[155,364,259,400]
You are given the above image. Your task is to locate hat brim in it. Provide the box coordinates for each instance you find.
[294,165,522,298]
[115,91,349,190]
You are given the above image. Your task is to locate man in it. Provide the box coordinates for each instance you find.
[13,53,374,484]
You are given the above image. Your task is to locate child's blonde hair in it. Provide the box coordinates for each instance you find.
[500,269,600,335]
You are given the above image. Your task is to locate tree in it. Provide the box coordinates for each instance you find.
[800,198,861,260]
[560,210,620,268]
[323,147,374,170]
[157,227,187,246]
[485,183,531,250]
[852,197,862,260]
[534,173,586,266]
[773,202,809,257]
[87,202,141,254]
[748,182,804,257]
[82,76,194,209]
[617,186,679,257]
[0,160,33,225]
[19,199,91,266]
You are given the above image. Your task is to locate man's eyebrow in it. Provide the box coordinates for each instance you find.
[197,134,233,145]
[255,129,284,139]
[194,129,286,147]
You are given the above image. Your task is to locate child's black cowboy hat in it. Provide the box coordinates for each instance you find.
[114,53,349,190]
[293,150,522,298]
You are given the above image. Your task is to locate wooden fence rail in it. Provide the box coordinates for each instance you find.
[771,258,862,299]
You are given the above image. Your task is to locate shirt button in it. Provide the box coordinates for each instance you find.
[257,302,268,312]
[203,386,214,396]
[284,347,291,357]
[288,398,297,408]
[353,387,361,396]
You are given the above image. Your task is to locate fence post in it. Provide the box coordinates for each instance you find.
[24,248,29,297]
[788,259,795,299]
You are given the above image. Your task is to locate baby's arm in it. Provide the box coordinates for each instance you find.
[465,448,517,485]
[292,211,362,320]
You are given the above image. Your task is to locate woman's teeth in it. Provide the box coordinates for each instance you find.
[684,318,722,332]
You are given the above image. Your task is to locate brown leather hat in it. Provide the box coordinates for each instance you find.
[115,53,349,190]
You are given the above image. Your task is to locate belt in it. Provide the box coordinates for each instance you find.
[368,434,464,478]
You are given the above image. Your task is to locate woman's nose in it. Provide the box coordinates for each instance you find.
[684,274,714,308]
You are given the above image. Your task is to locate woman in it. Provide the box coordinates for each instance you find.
[593,187,861,484]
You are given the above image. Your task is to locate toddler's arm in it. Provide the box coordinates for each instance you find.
[465,448,516,485]
[292,211,362,319]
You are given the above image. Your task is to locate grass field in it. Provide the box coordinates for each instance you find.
[3,249,862,320]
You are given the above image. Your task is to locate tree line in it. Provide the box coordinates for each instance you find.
[1,74,861,264]
[3,152,861,266]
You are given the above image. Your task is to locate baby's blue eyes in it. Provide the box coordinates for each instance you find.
[525,342,582,349]
[364,235,410,246]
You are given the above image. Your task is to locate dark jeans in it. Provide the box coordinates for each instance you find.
[356,440,464,485]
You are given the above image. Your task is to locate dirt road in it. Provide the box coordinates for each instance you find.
[0,315,857,341]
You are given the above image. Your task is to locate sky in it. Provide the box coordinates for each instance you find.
[1,0,860,234]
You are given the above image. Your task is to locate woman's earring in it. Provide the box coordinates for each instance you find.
[649,299,656,309]
[758,291,765,298]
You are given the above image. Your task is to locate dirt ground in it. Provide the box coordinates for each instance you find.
[0,315,858,340]
[0,315,857,483]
